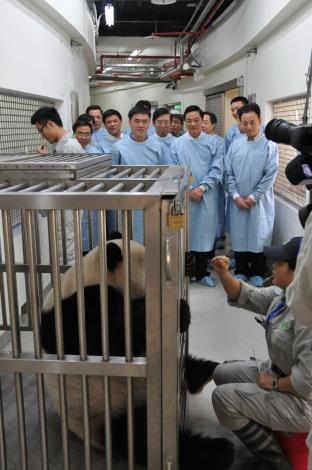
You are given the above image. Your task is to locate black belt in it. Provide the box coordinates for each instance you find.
[272,363,287,377]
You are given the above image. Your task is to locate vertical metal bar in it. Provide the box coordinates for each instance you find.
[48,210,70,470]
[98,209,113,470]
[160,200,179,470]
[122,211,135,470]
[0,377,7,470]
[144,203,162,470]
[20,212,32,329]
[34,210,43,309]
[73,209,91,470]
[24,210,49,470]
[60,210,67,265]
[2,209,28,470]
[0,239,8,328]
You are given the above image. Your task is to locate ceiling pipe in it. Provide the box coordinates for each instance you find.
[92,75,172,83]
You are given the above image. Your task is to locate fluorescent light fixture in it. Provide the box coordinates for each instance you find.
[130,49,141,57]
[151,0,176,4]
[127,49,141,61]
[105,3,114,27]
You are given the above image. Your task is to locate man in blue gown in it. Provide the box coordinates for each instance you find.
[202,112,226,248]
[112,105,167,243]
[225,103,278,287]
[169,105,224,287]
[96,109,123,153]
[150,107,175,162]
[73,114,99,153]
[224,96,248,152]
[86,105,108,149]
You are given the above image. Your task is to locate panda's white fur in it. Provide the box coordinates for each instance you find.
[42,238,147,449]
[42,238,145,313]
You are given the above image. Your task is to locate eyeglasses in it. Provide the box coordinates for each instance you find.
[36,123,47,135]
[76,131,92,138]
[155,120,171,127]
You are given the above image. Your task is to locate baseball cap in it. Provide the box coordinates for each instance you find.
[263,237,302,265]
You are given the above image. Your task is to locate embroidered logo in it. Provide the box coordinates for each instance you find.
[280,321,289,331]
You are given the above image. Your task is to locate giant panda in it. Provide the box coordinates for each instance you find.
[40,236,234,470]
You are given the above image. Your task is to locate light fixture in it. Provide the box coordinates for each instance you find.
[151,0,176,4]
[105,3,114,27]
[127,49,141,61]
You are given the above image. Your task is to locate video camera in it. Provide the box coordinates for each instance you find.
[265,118,312,227]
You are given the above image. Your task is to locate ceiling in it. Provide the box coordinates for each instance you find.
[94,0,234,37]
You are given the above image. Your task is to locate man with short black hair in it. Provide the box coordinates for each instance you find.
[225,96,248,152]
[86,105,107,149]
[169,105,224,287]
[225,103,278,286]
[73,114,98,153]
[94,109,123,153]
[112,106,166,165]
[31,106,83,153]
[112,105,167,243]
[150,107,175,161]
[170,113,184,137]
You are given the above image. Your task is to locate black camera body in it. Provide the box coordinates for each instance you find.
[265,118,312,227]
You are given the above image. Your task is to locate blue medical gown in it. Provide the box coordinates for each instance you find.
[225,124,242,152]
[111,134,167,165]
[84,144,99,153]
[169,132,224,251]
[111,135,168,244]
[149,133,175,162]
[225,135,278,252]
[91,128,107,149]
[95,133,122,154]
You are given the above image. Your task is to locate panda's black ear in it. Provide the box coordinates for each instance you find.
[108,231,122,240]
[107,242,123,272]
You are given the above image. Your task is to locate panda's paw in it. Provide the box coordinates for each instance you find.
[179,431,235,470]
[183,354,219,394]
[179,299,191,333]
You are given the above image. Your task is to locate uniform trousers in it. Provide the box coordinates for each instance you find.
[212,360,312,432]
[234,251,266,277]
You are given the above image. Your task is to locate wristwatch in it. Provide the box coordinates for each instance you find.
[199,185,207,192]
[272,376,279,391]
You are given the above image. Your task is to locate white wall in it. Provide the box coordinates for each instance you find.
[0,0,96,128]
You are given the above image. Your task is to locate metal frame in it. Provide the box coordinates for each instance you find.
[0,163,188,470]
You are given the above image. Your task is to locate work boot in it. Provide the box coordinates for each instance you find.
[234,421,291,470]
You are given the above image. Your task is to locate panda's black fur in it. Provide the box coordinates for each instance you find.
[40,237,234,470]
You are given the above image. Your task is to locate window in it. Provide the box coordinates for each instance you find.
[0,91,53,154]
[273,97,306,206]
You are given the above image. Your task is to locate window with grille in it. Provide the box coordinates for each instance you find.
[0,91,53,154]
[273,97,307,206]
[0,91,54,226]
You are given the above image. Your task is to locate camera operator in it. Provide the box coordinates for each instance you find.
[265,117,312,468]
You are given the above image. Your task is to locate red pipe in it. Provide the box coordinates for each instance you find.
[150,30,204,37]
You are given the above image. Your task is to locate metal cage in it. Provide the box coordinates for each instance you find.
[0,159,189,470]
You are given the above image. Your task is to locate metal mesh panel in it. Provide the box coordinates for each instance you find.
[0,92,53,154]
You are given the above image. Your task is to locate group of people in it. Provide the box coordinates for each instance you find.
[31,96,278,289]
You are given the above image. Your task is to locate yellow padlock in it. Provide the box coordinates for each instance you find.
[168,213,185,230]
[168,200,185,230]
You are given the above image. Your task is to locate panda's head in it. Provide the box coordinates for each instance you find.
[42,238,145,312]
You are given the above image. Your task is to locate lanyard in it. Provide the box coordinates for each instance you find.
[255,299,286,328]
[266,300,286,322]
